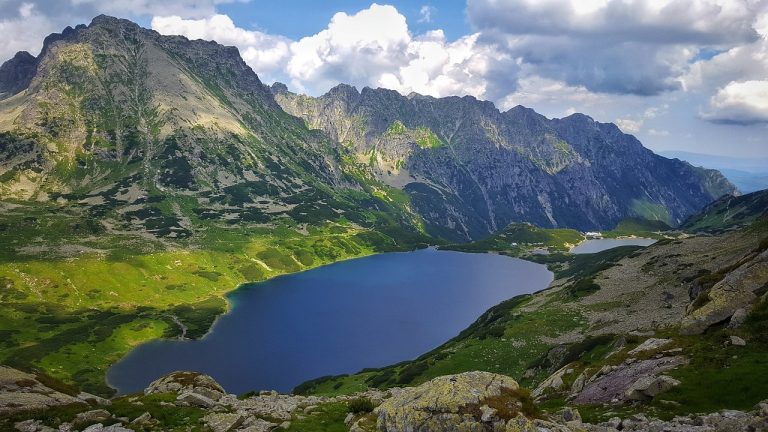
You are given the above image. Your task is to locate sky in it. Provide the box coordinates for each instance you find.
[1,0,767,157]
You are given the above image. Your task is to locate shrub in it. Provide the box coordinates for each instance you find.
[347,398,374,414]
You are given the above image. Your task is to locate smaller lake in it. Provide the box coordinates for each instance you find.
[108,249,553,395]
[571,238,656,254]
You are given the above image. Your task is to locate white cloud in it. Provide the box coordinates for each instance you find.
[151,14,290,81]
[614,104,669,133]
[701,80,768,124]
[616,118,643,134]
[153,4,515,100]
[0,3,58,61]
[418,5,434,23]
[498,75,607,112]
[468,0,760,44]
[467,0,764,95]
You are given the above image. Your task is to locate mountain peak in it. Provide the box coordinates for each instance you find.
[88,14,140,31]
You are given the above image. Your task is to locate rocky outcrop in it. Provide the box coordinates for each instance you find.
[573,356,687,404]
[145,371,225,408]
[0,366,85,414]
[681,248,768,335]
[376,371,532,432]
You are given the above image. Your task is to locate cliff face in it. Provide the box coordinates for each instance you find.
[274,84,735,241]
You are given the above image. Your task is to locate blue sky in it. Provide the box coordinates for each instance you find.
[1,0,767,158]
[217,0,470,41]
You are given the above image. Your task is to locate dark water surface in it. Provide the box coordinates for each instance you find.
[108,249,552,394]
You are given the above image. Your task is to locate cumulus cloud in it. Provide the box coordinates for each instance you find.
[468,0,760,44]
[153,3,516,99]
[151,14,290,81]
[701,80,768,124]
[467,0,764,95]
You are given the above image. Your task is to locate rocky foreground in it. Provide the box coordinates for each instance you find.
[3,366,767,432]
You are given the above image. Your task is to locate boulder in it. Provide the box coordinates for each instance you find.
[75,409,112,424]
[729,335,746,346]
[376,371,530,432]
[13,419,55,432]
[202,412,244,432]
[627,338,672,355]
[129,412,153,427]
[625,375,680,401]
[237,417,279,432]
[144,371,225,400]
[728,307,751,329]
[532,366,568,398]
[176,391,216,408]
[681,249,768,335]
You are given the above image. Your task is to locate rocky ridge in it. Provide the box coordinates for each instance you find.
[273,84,735,240]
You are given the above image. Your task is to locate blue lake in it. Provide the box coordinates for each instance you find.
[571,238,656,254]
[107,249,553,395]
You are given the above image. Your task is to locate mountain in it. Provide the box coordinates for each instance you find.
[0,15,741,396]
[0,15,426,248]
[273,84,735,241]
[659,150,768,194]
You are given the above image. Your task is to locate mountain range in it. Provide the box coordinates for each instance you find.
[0,15,735,245]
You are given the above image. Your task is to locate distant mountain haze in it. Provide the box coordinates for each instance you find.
[660,151,768,193]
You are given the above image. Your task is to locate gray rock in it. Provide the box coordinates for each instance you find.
[0,366,86,415]
[129,412,153,427]
[728,307,751,328]
[480,404,497,422]
[729,335,746,346]
[14,419,55,432]
[237,417,278,432]
[627,338,672,355]
[344,412,355,426]
[81,424,133,432]
[202,412,244,432]
[176,391,216,408]
[625,375,680,400]
[557,407,582,423]
[145,371,225,400]
[75,409,112,424]
[377,371,524,432]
